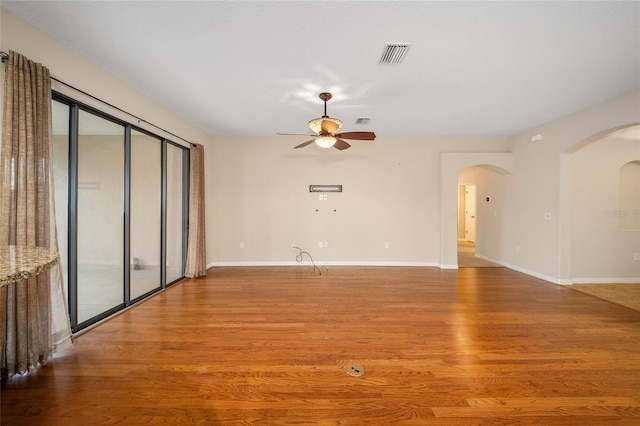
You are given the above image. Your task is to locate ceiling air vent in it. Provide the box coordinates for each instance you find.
[355,117,371,125]
[379,43,411,65]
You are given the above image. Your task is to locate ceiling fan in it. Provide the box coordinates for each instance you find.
[277,92,376,150]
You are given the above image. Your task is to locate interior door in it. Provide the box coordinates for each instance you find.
[465,185,476,243]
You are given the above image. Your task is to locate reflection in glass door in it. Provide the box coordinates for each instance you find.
[77,110,125,324]
[130,130,162,300]
[166,143,187,283]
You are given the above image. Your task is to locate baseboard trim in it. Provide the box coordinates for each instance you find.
[439,264,459,270]
[474,254,570,285]
[571,278,640,284]
[207,261,439,268]
[207,259,637,285]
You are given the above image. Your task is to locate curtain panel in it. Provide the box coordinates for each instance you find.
[0,50,73,379]
[184,143,207,278]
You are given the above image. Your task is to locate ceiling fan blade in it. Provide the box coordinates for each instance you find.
[277,132,316,136]
[333,139,351,150]
[321,119,340,134]
[334,131,376,140]
[293,139,316,149]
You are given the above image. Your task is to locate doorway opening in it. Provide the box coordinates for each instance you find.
[457,184,481,267]
[457,168,502,268]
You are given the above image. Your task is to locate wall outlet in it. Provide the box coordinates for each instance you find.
[634,253,640,262]
[319,241,324,249]
[544,212,551,221]
[324,241,329,248]
[291,243,297,250]
[239,242,245,249]
[384,241,390,249]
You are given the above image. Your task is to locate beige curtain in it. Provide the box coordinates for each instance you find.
[184,143,207,278]
[0,50,73,379]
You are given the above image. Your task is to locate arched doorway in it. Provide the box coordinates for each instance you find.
[561,124,640,283]
[441,153,514,269]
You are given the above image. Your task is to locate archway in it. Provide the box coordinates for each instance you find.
[559,124,640,283]
[441,153,514,269]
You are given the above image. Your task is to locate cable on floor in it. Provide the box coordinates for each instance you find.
[292,245,322,275]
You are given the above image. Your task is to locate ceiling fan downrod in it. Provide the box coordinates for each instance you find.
[319,92,332,117]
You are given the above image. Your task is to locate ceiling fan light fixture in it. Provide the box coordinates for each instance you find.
[314,135,337,148]
[308,117,342,134]
[279,92,374,151]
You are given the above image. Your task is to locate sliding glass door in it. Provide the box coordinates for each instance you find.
[52,94,190,331]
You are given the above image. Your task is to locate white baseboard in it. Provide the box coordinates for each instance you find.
[207,261,438,268]
[206,259,637,286]
[570,278,640,284]
[474,254,570,285]
[439,264,459,269]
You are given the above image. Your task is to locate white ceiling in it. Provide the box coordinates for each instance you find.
[3,1,640,138]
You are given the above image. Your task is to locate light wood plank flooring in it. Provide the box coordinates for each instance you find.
[2,266,640,425]
[570,283,640,313]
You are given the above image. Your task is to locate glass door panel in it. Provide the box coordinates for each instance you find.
[77,110,125,324]
[130,130,162,299]
[166,144,186,283]
[52,100,70,299]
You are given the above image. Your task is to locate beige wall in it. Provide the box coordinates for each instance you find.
[507,90,640,283]
[570,126,640,282]
[206,136,508,266]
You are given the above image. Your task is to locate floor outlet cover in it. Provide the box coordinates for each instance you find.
[346,364,364,377]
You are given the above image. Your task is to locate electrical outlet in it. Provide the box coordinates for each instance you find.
[634,253,640,262]
[319,241,323,249]
[384,241,390,249]
[324,241,329,248]
[291,243,297,250]
[239,242,245,249]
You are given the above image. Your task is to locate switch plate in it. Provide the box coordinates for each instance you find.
[384,241,390,249]
[634,253,640,262]
[239,242,245,249]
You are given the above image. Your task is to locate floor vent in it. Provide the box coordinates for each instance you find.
[379,43,411,65]
[345,363,364,377]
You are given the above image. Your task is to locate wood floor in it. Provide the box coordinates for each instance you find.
[457,241,502,268]
[2,266,640,425]
[570,284,640,313]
